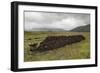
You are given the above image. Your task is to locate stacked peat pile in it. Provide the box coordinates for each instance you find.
[30,35,85,52]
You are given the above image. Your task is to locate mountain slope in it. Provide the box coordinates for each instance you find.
[70,24,90,32]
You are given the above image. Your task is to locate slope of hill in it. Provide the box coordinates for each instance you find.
[70,24,90,32]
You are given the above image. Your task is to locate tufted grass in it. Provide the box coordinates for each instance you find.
[24,31,90,62]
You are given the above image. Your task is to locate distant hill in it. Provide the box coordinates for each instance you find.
[25,24,90,32]
[25,28,67,32]
[70,24,90,32]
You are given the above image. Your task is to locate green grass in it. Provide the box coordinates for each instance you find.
[24,31,90,62]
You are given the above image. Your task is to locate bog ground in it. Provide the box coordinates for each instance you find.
[24,32,90,62]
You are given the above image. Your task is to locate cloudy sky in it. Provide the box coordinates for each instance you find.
[24,11,90,31]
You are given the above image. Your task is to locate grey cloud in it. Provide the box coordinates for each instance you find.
[24,11,90,31]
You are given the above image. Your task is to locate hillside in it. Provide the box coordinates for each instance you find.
[70,24,90,32]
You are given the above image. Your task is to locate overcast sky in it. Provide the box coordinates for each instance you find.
[24,11,90,31]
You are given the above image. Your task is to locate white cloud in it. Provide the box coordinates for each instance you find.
[24,11,90,31]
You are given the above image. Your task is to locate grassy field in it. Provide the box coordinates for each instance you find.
[24,31,90,62]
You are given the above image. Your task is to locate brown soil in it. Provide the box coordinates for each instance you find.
[30,35,85,53]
